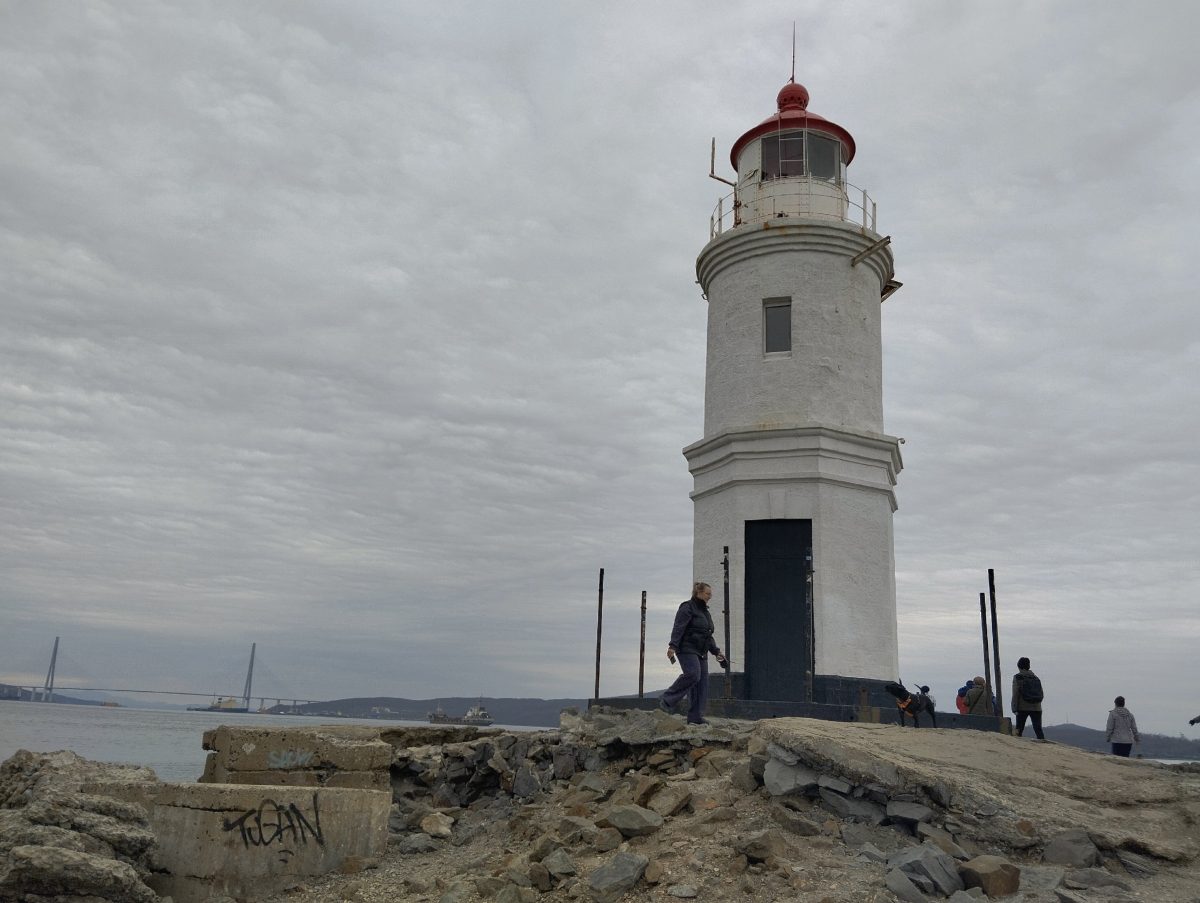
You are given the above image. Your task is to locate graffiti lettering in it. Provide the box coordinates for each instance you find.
[222,793,324,852]
[267,749,315,768]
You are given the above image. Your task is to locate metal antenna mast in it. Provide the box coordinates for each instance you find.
[790,22,796,83]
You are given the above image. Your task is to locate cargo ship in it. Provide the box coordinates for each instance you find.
[187,696,250,713]
[427,701,494,726]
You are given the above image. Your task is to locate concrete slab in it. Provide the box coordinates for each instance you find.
[90,781,390,903]
[202,725,393,773]
[200,761,391,792]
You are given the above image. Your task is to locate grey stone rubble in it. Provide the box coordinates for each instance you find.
[5,707,1200,902]
[0,750,160,903]
[369,707,1199,903]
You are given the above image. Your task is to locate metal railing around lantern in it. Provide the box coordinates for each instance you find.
[709,176,879,239]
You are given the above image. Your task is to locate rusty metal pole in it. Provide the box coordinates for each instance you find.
[593,568,604,701]
[722,546,732,698]
[978,592,993,712]
[989,569,1004,717]
[638,590,647,698]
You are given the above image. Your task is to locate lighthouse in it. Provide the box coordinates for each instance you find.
[685,78,903,707]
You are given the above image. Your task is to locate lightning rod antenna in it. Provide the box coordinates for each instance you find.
[790,22,796,83]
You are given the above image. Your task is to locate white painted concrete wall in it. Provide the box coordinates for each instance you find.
[685,427,900,679]
[698,222,889,439]
[688,218,901,686]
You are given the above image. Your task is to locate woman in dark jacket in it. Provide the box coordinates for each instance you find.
[659,582,726,725]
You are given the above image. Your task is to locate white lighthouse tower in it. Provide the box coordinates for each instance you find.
[685,78,902,705]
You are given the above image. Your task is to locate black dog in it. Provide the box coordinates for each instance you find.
[884,681,937,728]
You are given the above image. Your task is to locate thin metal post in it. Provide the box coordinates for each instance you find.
[593,568,604,700]
[722,546,731,698]
[638,591,647,698]
[979,593,993,712]
[806,548,815,702]
[862,188,868,227]
[989,569,1004,717]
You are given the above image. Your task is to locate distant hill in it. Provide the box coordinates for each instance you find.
[266,696,589,727]
[1044,722,1200,760]
[0,682,104,707]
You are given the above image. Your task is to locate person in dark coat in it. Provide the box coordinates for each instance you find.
[659,582,726,725]
[1011,656,1046,739]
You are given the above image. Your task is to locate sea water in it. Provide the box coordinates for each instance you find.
[0,700,433,781]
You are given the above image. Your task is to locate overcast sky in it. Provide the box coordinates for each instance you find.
[2,2,1197,735]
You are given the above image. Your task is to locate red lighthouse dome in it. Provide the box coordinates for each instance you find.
[729,81,856,171]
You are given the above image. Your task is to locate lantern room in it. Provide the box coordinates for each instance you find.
[712,81,877,235]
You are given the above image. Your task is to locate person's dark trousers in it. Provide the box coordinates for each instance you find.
[1112,743,1133,757]
[662,653,709,723]
[1015,710,1045,739]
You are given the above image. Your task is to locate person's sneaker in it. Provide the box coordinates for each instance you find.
[687,718,709,726]
[658,697,674,714]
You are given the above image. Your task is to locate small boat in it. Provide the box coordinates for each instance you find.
[187,696,250,713]
[427,701,494,726]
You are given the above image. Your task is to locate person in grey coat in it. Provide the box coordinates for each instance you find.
[965,676,995,715]
[1106,696,1140,757]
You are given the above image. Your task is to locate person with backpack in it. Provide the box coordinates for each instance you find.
[659,581,727,725]
[1011,656,1046,739]
[1105,696,1140,756]
[966,676,995,715]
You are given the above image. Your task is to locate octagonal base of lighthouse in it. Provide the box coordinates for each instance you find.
[684,424,902,707]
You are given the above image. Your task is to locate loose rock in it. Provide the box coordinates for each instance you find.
[959,854,1021,897]
[1042,829,1100,868]
[586,851,648,903]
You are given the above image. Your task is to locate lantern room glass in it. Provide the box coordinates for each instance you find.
[761,130,843,182]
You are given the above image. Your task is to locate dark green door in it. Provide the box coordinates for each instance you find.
[744,519,812,701]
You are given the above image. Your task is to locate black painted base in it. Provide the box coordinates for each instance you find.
[593,670,1012,733]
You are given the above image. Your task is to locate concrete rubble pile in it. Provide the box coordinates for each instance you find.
[0,750,160,903]
[370,707,1200,903]
[4,708,1200,902]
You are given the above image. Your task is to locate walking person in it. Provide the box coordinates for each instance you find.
[1106,696,1140,757]
[659,582,727,725]
[1011,656,1046,739]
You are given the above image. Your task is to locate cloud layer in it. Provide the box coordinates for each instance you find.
[2,2,1197,734]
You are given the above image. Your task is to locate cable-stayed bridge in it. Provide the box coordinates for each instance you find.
[3,637,322,711]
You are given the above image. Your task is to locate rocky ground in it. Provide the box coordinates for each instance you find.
[4,708,1200,903]
[266,708,1200,903]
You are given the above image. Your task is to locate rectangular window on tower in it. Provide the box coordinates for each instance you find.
[763,298,792,354]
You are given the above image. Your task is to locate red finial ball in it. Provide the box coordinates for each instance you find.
[777,82,809,112]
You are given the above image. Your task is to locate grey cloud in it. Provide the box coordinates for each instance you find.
[1,2,1197,734]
